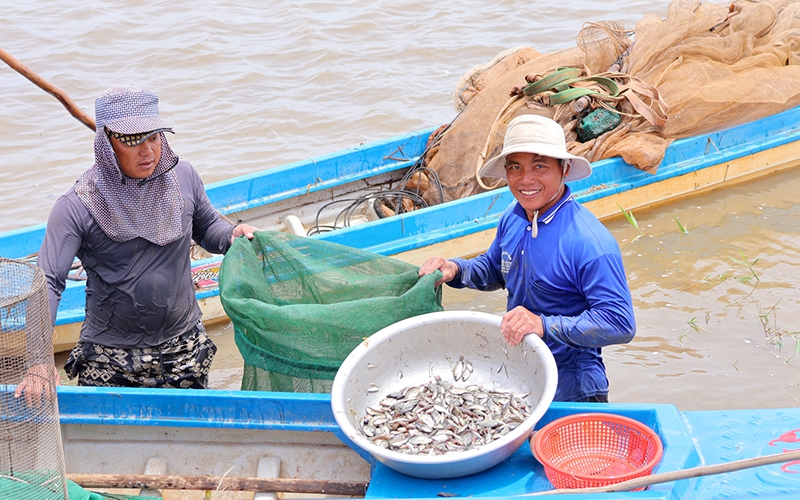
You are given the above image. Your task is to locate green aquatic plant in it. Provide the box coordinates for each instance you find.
[678,315,706,346]
[759,301,800,363]
[729,248,760,285]
[687,316,704,333]
[673,213,688,234]
[617,203,643,241]
[697,249,760,298]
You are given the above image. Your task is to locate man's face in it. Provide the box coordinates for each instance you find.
[109,133,162,179]
[504,152,567,221]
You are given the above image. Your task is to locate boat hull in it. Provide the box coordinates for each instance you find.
[52,387,800,498]
[4,108,800,352]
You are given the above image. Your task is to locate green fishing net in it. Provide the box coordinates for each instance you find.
[219,231,443,392]
[0,474,157,499]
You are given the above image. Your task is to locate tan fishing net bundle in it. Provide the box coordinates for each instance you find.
[415,0,800,205]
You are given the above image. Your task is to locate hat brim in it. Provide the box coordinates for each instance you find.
[479,143,592,182]
[103,115,173,136]
[108,128,174,147]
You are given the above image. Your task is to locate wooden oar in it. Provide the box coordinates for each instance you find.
[526,449,800,496]
[1,46,241,228]
[67,473,368,496]
[0,47,95,131]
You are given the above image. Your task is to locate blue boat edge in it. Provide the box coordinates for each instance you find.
[55,386,800,498]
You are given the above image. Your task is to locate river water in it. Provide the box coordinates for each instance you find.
[2,1,798,411]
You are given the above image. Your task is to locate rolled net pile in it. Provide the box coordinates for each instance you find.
[417,0,800,204]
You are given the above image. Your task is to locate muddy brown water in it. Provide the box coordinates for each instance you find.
[201,165,800,411]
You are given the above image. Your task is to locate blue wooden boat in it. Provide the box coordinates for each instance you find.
[55,386,800,498]
[3,106,800,352]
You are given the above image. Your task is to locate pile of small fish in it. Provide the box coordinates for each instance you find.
[358,375,531,455]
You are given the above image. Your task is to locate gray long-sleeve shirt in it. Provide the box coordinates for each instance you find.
[38,160,234,348]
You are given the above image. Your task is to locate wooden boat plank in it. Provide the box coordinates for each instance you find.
[584,138,800,221]
[349,108,800,261]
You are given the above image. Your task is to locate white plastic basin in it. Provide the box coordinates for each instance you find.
[331,310,558,479]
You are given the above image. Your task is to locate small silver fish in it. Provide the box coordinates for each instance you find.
[358,378,531,456]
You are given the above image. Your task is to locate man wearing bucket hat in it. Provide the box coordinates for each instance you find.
[419,114,635,403]
[28,85,257,390]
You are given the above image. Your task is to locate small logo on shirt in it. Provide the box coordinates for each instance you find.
[500,251,512,276]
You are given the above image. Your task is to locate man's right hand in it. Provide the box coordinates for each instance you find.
[14,363,60,408]
[418,256,459,287]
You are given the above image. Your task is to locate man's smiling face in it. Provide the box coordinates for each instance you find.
[504,152,567,221]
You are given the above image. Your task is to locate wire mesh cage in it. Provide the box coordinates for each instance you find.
[0,257,68,499]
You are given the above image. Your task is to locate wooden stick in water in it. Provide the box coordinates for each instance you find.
[0,47,96,131]
[526,449,800,496]
[67,473,369,496]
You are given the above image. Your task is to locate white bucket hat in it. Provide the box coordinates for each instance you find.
[479,114,592,182]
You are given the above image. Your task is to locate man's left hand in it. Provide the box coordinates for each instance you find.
[501,306,544,345]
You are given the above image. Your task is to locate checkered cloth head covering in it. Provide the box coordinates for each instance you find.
[75,86,184,246]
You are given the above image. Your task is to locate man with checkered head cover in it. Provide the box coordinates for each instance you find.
[76,86,184,245]
[30,85,257,391]
[419,114,636,403]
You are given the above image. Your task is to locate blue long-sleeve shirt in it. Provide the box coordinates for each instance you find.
[449,186,635,402]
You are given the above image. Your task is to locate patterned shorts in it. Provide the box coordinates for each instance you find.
[64,321,217,389]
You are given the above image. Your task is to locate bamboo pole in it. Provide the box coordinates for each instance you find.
[525,449,800,496]
[0,47,96,131]
[67,473,369,496]
[1,48,241,230]
[68,450,800,496]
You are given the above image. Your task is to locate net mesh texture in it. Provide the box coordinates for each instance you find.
[219,231,443,392]
[0,258,67,499]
